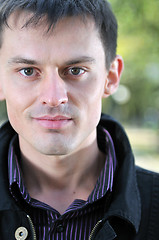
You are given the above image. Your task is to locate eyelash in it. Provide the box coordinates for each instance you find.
[19,68,39,78]
[64,67,86,77]
[18,67,87,79]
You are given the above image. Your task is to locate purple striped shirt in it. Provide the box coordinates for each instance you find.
[8,127,117,239]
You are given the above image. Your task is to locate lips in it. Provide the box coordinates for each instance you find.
[33,115,72,129]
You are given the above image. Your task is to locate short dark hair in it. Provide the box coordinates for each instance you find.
[0,0,118,69]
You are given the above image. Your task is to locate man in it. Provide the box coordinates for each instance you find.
[0,0,158,239]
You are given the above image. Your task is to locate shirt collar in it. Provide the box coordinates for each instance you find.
[8,135,31,203]
[88,126,117,203]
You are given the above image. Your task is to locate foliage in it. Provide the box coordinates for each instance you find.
[103,0,159,127]
[0,101,7,124]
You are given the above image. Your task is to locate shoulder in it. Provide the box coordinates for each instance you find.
[135,166,159,238]
[136,166,159,213]
[136,166,159,194]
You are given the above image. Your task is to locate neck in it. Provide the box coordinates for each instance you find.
[21,141,104,190]
[20,131,105,212]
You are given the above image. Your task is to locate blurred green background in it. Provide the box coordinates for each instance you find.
[104,0,159,171]
[0,0,159,171]
[104,0,159,127]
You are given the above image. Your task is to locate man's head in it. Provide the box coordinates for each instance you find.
[0,0,117,69]
[0,0,123,157]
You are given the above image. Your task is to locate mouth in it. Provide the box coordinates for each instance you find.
[33,115,73,129]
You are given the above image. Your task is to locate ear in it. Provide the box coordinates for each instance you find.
[103,55,124,98]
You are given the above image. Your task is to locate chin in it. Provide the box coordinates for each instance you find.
[37,145,72,156]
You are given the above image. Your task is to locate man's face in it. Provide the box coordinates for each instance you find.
[0,12,113,156]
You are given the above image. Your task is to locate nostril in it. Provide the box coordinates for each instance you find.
[42,95,68,107]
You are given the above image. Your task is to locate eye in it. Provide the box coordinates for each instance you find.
[68,67,85,76]
[19,68,37,77]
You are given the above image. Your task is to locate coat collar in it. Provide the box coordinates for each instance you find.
[0,121,19,210]
[99,114,141,233]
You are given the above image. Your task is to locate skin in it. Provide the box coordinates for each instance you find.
[0,11,123,213]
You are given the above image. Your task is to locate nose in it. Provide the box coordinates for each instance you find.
[40,71,68,107]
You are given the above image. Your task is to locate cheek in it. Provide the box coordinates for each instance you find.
[84,79,104,121]
[4,78,37,112]
[5,96,32,138]
[5,97,22,123]
[72,77,103,121]
[4,85,31,128]
[78,77,104,106]
[5,101,22,135]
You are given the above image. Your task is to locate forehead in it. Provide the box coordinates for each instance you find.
[2,11,103,48]
[5,10,97,37]
[0,11,106,68]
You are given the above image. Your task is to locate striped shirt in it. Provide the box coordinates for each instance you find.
[8,126,117,239]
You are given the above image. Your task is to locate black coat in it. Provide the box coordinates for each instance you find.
[0,114,159,240]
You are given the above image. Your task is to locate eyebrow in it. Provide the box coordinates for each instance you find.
[7,56,96,66]
[65,56,96,65]
[8,57,39,66]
